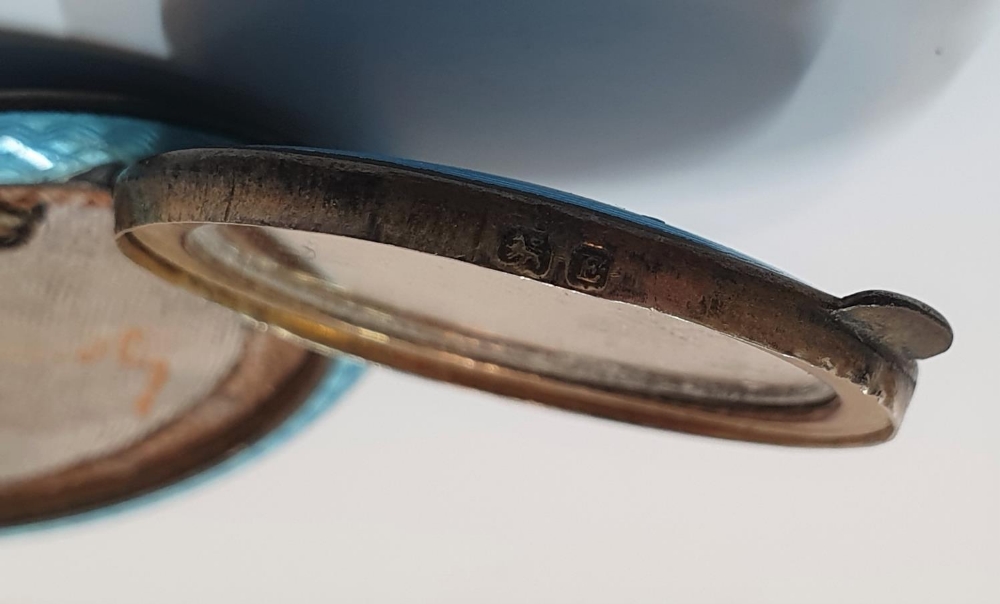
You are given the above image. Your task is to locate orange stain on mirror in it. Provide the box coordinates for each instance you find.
[74,328,170,415]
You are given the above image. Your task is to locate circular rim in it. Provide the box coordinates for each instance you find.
[114,147,952,446]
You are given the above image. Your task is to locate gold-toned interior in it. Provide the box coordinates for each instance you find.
[185,224,836,408]
[119,219,900,446]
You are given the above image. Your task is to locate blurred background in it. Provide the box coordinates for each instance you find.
[0,1,998,602]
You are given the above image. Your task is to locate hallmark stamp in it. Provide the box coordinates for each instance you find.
[497,227,552,276]
[567,244,612,290]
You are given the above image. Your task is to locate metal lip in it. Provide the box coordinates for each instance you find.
[113,147,953,447]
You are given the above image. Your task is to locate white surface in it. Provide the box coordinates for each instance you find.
[0,2,998,603]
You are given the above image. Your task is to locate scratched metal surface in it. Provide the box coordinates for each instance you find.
[275,147,786,275]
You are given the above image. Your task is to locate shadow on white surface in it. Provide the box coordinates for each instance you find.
[0,2,997,603]
[157,0,827,178]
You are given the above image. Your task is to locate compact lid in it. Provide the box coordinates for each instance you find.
[114,147,953,447]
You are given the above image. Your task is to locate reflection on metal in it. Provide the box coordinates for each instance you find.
[115,147,952,447]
